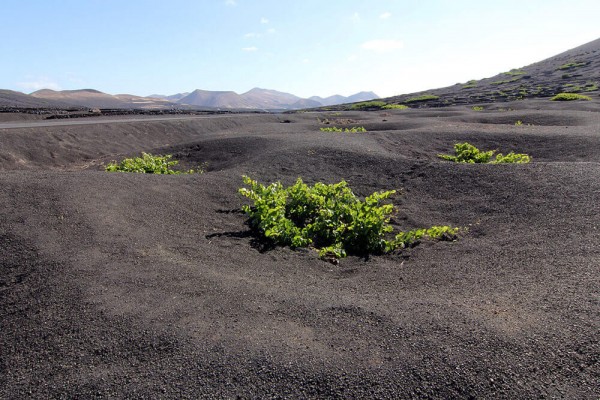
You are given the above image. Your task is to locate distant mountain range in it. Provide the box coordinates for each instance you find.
[149,88,378,110]
[0,87,379,110]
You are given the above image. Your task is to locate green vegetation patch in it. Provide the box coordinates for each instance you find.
[106,152,205,174]
[350,101,409,110]
[491,76,522,85]
[239,176,460,260]
[462,80,478,89]
[550,93,592,101]
[504,69,526,76]
[320,126,367,133]
[404,94,439,103]
[439,142,530,164]
[557,61,587,70]
[350,101,387,110]
[472,106,484,111]
[494,152,532,164]
[382,104,409,110]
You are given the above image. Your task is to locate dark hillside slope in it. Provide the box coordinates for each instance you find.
[333,37,600,109]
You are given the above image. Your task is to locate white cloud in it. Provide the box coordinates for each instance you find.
[242,46,258,52]
[244,32,262,38]
[260,17,269,24]
[380,12,392,19]
[302,58,310,64]
[351,12,360,23]
[225,0,237,6]
[18,77,61,91]
[347,54,358,62]
[361,39,404,53]
[267,28,276,34]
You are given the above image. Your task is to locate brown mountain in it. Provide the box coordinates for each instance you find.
[0,89,74,109]
[177,89,251,109]
[177,87,379,110]
[30,89,175,109]
[176,88,303,110]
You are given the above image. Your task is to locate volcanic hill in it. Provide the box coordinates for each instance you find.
[329,37,600,110]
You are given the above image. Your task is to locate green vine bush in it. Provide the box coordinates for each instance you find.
[557,61,587,70]
[404,94,439,103]
[239,176,459,260]
[439,143,530,164]
[550,93,592,101]
[494,152,531,163]
[105,152,206,174]
[382,104,409,110]
[349,101,408,110]
[320,126,367,133]
[350,101,387,110]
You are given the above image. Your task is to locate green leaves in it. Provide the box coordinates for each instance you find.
[320,126,367,133]
[404,94,439,103]
[494,152,531,164]
[439,142,531,164]
[349,101,408,110]
[105,153,206,174]
[393,226,459,249]
[438,143,496,163]
[550,93,592,101]
[239,176,460,261]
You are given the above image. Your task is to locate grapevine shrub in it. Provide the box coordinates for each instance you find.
[320,126,367,133]
[239,176,459,260]
[439,143,530,164]
[105,152,206,174]
[550,93,592,101]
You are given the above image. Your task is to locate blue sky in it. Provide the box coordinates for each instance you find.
[1,0,599,98]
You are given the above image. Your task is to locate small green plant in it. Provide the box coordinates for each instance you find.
[438,143,495,163]
[583,82,598,92]
[393,226,460,248]
[439,143,530,164]
[349,101,409,110]
[462,80,478,89]
[350,101,387,110]
[557,61,587,70]
[494,152,531,164]
[491,76,522,85]
[404,94,439,103]
[515,120,523,126]
[320,126,367,133]
[472,106,484,111]
[105,152,205,174]
[239,176,460,260]
[504,69,526,76]
[382,104,409,110]
[550,93,592,101]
